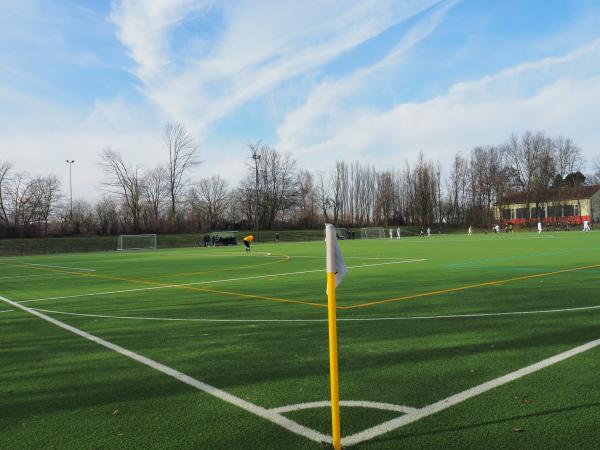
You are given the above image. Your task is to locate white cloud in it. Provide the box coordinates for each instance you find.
[110,0,211,82]
[276,0,459,153]
[110,0,444,135]
[277,36,600,175]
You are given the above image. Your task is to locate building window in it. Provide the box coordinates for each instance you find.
[530,207,546,218]
[516,208,528,219]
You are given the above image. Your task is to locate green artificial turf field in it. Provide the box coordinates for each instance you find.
[1,231,600,449]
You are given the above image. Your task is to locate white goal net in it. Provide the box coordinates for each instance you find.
[360,227,386,239]
[117,234,157,251]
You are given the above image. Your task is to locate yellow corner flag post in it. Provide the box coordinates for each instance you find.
[325,224,347,450]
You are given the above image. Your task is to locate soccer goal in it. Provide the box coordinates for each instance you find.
[117,234,157,251]
[360,227,386,239]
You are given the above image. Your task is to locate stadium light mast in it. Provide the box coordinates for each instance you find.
[251,148,261,242]
[65,160,75,220]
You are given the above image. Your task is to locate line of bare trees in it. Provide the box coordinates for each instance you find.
[0,130,596,238]
[0,161,62,237]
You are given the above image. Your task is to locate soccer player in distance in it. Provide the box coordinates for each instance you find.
[243,234,254,252]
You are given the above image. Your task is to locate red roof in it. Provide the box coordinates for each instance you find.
[500,185,600,204]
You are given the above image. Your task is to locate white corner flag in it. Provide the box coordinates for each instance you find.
[325,224,347,294]
[325,224,347,450]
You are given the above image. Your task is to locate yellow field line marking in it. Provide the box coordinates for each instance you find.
[13,262,326,309]
[343,263,600,310]
[155,254,291,278]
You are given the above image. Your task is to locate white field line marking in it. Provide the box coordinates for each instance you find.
[18,262,96,272]
[396,235,557,243]
[271,400,417,415]
[29,304,600,324]
[0,295,329,445]
[342,336,600,447]
[6,293,600,447]
[0,273,79,281]
[282,256,422,261]
[0,309,14,313]
[18,259,427,304]
[31,308,326,322]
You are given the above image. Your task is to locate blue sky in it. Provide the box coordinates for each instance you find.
[1,0,600,198]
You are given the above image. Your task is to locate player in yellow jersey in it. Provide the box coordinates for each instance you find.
[242,234,254,252]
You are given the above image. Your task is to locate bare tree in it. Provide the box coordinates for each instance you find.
[164,123,200,229]
[142,166,168,231]
[408,152,439,226]
[99,148,143,232]
[5,172,33,232]
[330,161,346,224]
[447,153,468,225]
[295,170,317,226]
[0,161,12,229]
[190,175,229,230]
[504,132,544,226]
[32,175,61,235]
[242,144,298,229]
[315,171,331,223]
[70,199,96,234]
[592,157,600,184]
[96,196,120,235]
[224,189,244,225]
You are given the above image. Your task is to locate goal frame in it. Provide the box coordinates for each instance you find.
[360,227,386,239]
[117,234,157,251]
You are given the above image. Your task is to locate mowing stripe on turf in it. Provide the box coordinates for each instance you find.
[342,335,600,446]
[17,262,96,272]
[18,259,427,305]
[0,295,329,445]
[156,253,291,278]
[347,263,600,309]
[29,303,600,323]
[444,248,582,269]
[12,261,327,308]
[0,273,79,281]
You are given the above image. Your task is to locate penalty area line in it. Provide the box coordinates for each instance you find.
[342,335,600,447]
[0,295,328,445]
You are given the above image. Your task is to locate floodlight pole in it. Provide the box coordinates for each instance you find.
[65,160,75,220]
[252,148,261,242]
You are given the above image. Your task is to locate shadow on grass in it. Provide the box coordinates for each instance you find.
[367,401,600,448]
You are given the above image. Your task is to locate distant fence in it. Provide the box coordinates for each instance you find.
[0,230,326,257]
